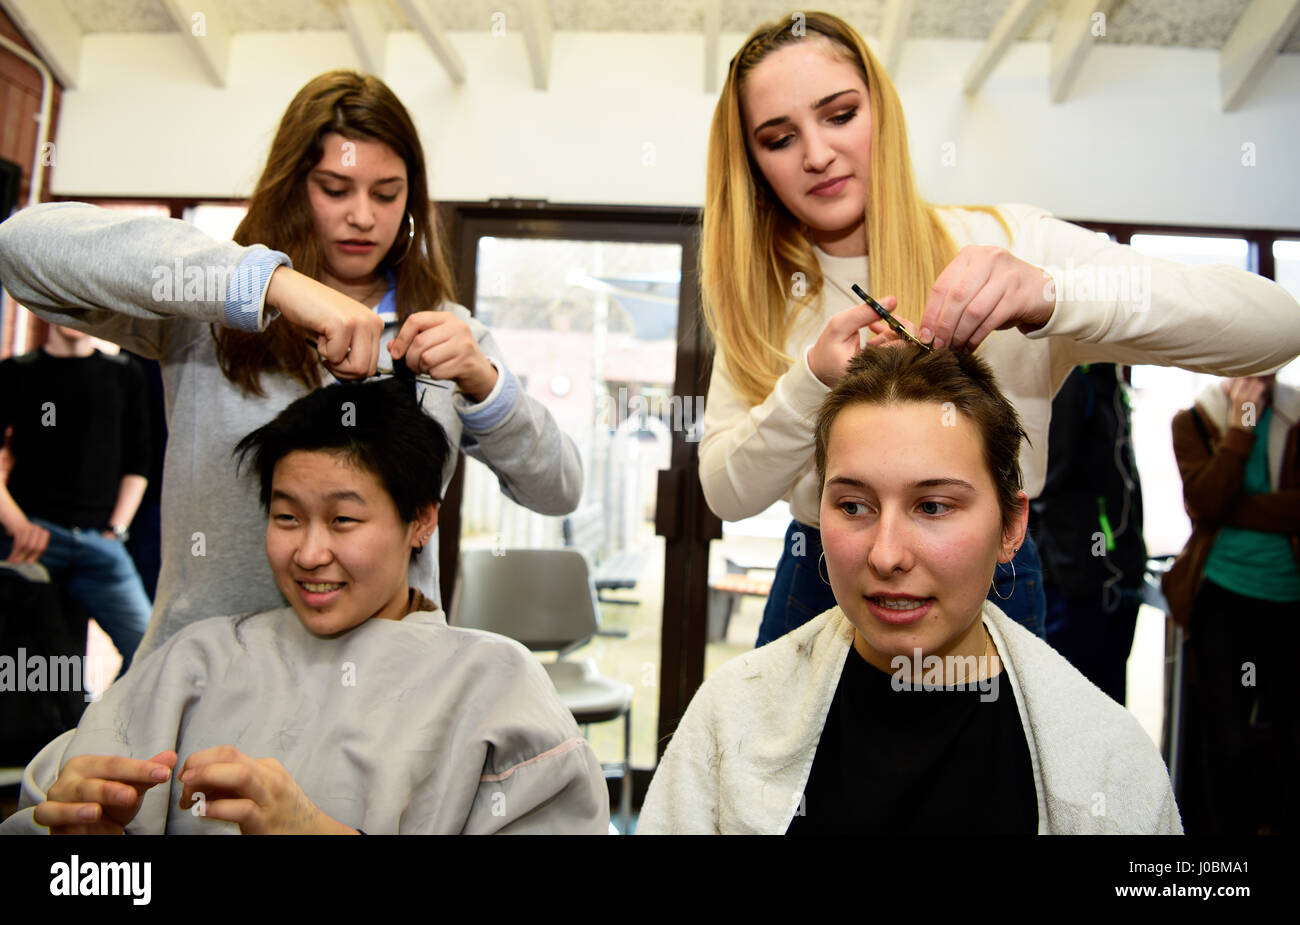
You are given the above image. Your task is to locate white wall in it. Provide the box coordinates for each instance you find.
[47,29,1300,228]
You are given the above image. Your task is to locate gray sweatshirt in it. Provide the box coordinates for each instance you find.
[0,605,609,834]
[0,203,583,658]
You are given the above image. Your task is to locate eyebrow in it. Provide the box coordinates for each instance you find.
[271,489,369,505]
[825,476,977,493]
[311,169,406,185]
[752,89,859,136]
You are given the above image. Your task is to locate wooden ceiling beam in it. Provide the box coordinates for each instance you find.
[1049,0,1114,102]
[0,0,81,88]
[1220,0,1300,111]
[340,0,388,76]
[158,0,231,86]
[878,0,914,75]
[519,0,552,91]
[963,0,1052,95]
[396,0,466,85]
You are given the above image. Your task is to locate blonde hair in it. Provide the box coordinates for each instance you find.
[703,11,1009,407]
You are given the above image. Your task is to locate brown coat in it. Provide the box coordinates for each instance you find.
[1163,402,1300,628]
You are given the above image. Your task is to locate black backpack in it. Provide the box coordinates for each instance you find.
[0,565,91,767]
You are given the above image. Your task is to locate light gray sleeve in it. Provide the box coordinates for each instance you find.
[0,202,279,359]
[463,737,610,834]
[438,636,609,834]
[453,314,584,516]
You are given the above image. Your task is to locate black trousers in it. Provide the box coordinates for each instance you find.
[1180,578,1300,834]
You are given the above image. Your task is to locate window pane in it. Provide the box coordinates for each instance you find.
[185,203,248,241]
[94,201,171,217]
[1127,234,1250,556]
[1272,241,1300,389]
[461,236,683,771]
[1273,240,1300,299]
[705,502,788,671]
[1129,233,1249,269]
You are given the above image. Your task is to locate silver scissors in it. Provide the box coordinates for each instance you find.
[851,284,933,352]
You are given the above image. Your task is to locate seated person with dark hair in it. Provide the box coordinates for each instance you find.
[1,377,608,834]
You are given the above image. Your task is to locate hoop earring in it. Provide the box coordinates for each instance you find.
[388,212,415,264]
[991,558,1016,601]
[817,552,831,586]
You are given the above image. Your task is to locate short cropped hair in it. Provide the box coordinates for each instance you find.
[814,347,1029,530]
[234,378,450,523]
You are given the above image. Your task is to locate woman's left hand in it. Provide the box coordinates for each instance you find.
[917,245,1057,351]
[177,746,357,835]
[388,311,499,402]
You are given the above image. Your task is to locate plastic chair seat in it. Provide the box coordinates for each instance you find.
[544,659,633,724]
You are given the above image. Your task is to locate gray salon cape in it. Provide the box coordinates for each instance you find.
[1,606,609,834]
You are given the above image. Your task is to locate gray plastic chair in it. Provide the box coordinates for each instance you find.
[451,548,634,832]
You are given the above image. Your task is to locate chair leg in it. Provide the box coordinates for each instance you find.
[620,707,632,834]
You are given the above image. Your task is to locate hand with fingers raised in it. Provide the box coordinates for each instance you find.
[917,245,1056,352]
[177,745,359,835]
[387,311,498,402]
[809,296,903,388]
[35,751,178,834]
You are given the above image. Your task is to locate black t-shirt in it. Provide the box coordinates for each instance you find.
[0,349,149,529]
[786,644,1039,834]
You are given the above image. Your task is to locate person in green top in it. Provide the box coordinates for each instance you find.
[1170,372,1300,834]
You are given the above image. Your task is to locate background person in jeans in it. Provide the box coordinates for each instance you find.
[0,324,152,677]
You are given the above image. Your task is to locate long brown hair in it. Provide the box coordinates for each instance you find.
[216,70,455,395]
[704,11,1008,407]
[815,346,1028,532]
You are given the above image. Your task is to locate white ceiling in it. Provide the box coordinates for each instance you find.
[6,0,1297,111]
[50,0,1300,53]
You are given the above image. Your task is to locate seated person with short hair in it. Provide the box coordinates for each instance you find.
[1,378,608,834]
[639,347,1180,834]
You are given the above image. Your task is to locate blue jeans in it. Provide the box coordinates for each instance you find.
[1,518,153,676]
[756,520,1047,647]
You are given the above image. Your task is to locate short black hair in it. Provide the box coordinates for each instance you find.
[234,378,450,523]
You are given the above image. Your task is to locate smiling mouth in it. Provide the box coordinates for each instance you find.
[868,595,934,611]
[299,581,345,592]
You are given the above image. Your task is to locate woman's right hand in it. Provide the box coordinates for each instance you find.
[35,752,178,834]
[1223,377,1271,431]
[808,296,899,387]
[265,267,384,379]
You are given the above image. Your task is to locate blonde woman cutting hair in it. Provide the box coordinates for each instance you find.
[699,11,1300,646]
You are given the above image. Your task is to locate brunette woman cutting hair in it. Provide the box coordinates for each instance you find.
[0,71,581,660]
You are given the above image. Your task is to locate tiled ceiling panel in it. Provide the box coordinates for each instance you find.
[1106,0,1252,48]
[62,0,174,32]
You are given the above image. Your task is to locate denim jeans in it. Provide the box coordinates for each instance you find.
[756,520,1047,647]
[1,518,153,676]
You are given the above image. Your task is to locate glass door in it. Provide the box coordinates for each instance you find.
[440,204,709,778]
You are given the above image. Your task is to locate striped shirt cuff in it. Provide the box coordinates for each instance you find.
[455,358,517,432]
[223,246,292,332]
